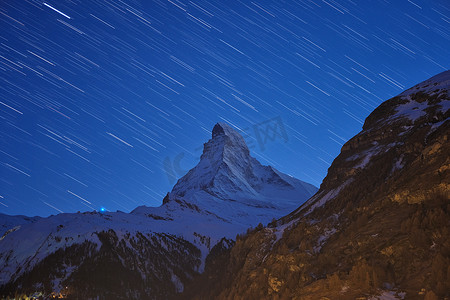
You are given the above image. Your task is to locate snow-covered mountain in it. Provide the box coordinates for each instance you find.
[133,122,317,228]
[0,122,317,299]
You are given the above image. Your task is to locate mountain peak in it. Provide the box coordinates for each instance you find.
[212,122,243,139]
[206,122,250,166]
[212,122,233,138]
[169,122,252,198]
[168,122,317,205]
[211,122,249,152]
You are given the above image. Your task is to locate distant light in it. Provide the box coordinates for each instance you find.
[100,207,106,213]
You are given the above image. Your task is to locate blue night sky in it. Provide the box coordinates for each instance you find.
[0,0,449,216]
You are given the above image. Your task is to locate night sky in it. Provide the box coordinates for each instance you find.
[0,0,449,216]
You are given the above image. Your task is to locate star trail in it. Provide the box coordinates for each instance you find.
[0,0,449,216]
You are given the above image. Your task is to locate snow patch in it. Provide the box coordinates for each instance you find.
[313,227,336,253]
[272,218,298,244]
[304,179,353,216]
[392,71,450,123]
[395,99,428,121]
[391,155,404,174]
[354,152,375,169]
[369,290,406,300]
[399,70,450,97]
[438,98,450,113]
[171,273,184,293]
[350,142,399,170]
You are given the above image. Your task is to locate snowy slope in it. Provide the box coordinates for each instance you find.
[399,70,450,97]
[0,214,40,238]
[0,122,317,296]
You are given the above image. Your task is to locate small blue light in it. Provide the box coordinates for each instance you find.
[100,207,106,213]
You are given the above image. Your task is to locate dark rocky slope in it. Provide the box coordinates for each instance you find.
[183,71,450,300]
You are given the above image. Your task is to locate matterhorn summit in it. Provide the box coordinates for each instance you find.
[171,122,255,198]
[170,123,317,202]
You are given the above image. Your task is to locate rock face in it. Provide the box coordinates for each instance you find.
[0,123,317,299]
[183,71,450,300]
